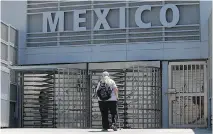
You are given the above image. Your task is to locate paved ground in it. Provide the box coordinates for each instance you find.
[1,129,212,134]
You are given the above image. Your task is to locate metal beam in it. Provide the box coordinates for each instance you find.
[161,61,169,128]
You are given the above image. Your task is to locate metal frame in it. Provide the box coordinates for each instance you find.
[26,1,200,47]
[168,61,207,128]
[89,66,162,129]
[14,62,162,128]
[1,21,18,66]
[21,70,56,128]
[26,2,199,14]
[27,24,200,35]
[1,21,19,128]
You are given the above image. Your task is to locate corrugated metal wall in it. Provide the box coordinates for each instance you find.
[26,1,200,47]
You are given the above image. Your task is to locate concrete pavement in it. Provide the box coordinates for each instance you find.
[1,128,212,134]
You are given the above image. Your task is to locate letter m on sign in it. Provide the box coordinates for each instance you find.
[43,11,64,32]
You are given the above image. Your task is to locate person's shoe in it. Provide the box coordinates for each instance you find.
[111,123,117,131]
[101,129,108,132]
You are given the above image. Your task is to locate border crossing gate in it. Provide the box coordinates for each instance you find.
[17,63,162,128]
[167,61,207,128]
[14,61,207,128]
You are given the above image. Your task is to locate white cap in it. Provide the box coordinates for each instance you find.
[102,71,109,77]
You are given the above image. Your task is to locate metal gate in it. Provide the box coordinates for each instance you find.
[20,68,89,128]
[90,69,126,128]
[55,69,89,128]
[168,61,207,128]
[20,70,57,128]
[18,63,161,128]
[90,66,161,129]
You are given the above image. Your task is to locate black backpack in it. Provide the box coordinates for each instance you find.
[97,81,112,101]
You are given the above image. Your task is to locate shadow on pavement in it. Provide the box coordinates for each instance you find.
[88,130,114,132]
[193,129,212,134]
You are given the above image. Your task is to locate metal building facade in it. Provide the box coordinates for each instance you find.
[0,0,212,129]
[24,1,205,64]
[1,21,18,128]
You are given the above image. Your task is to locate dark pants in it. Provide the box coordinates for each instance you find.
[98,101,117,129]
[39,109,48,128]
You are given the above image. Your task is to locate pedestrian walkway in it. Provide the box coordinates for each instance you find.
[1,128,212,134]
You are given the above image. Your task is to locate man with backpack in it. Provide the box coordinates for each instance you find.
[95,71,119,131]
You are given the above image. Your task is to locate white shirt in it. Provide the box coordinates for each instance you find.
[95,77,118,101]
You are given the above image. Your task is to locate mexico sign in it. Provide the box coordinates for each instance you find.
[42,4,180,32]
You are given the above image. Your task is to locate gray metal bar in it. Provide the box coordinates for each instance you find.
[183,65,185,125]
[89,71,92,128]
[199,64,202,125]
[154,68,157,127]
[68,69,70,128]
[159,68,161,127]
[142,67,145,128]
[137,66,139,128]
[174,65,177,126]
[58,69,61,127]
[82,70,84,128]
[63,69,65,127]
[80,70,82,127]
[187,65,189,124]
[195,65,198,125]
[179,65,181,125]
[20,72,24,128]
[124,69,127,128]
[191,65,193,125]
[132,66,135,128]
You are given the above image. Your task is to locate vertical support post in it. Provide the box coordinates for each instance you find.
[159,67,162,128]
[137,66,139,128]
[124,69,127,128]
[86,63,91,128]
[17,72,24,128]
[21,72,24,128]
[67,69,70,128]
[207,63,212,129]
[63,69,65,127]
[53,71,56,128]
[161,61,169,128]
[58,69,61,128]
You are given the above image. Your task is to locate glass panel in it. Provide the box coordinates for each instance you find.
[10,69,17,83]
[9,27,18,46]
[9,102,17,128]
[9,46,17,65]
[10,84,17,102]
[1,99,10,127]
[1,71,10,95]
[1,42,8,61]
[1,22,8,41]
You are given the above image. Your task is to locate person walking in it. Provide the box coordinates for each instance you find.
[39,90,49,128]
[95,71,119,131]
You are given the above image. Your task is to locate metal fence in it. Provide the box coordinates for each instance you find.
[19,64,161,128]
